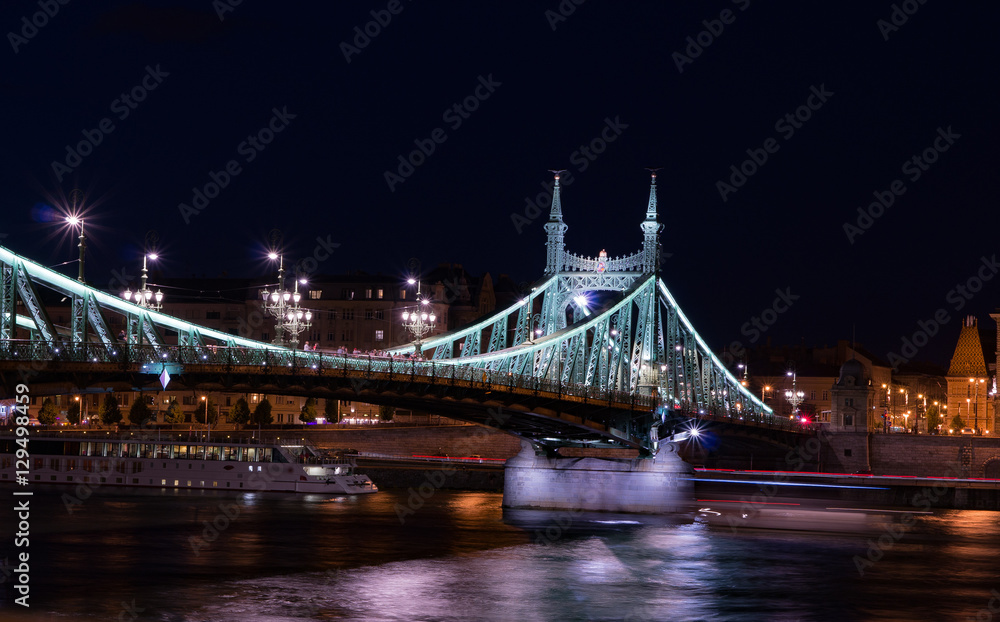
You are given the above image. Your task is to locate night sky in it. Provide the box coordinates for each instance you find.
[2,1,998,369]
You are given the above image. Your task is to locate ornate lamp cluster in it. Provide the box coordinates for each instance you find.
[401,278,436,354]
[785,363,805,418]
[121,253,164,311]
[260,253,312,348]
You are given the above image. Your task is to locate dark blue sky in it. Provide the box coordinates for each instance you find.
[2,1,998,369]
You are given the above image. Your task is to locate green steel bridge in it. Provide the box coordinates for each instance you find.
[0,173,812,455]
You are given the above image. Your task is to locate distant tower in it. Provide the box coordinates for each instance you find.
[544,171,568,275]
[640,170,663,274]
[830,358,874,432]
[946,316,991,432]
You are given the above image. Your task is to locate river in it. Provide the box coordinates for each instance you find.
[1,486,998,621]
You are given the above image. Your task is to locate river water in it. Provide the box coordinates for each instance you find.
[1,486,999,621]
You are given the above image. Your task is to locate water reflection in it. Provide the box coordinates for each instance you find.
[2,487,998,621]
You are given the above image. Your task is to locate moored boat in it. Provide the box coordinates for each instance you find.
[0,434,377,494]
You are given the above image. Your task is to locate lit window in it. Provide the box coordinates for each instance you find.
[375,330,384,341]
[309,290,322,299]
[377,289,384,299]
[365,288,372,299]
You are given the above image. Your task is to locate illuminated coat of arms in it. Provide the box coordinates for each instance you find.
[596,249,607,273]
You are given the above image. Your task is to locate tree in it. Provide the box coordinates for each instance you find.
[251,398,273,426]
[299,397,317,424]
[67,400,81,425]
[324,398,339,423]
[99,394,123,426]
[378,404,395,422]
[37,398,59,425]
[229,397,251,427]
[950,413,966,431]
[926,404,943,433]
[128,397,152,426]
[164,399,185,424]
[194,397,219,425]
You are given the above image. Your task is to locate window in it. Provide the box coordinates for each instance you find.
[120,394,130,406]
[365,309,374,320]
[343,310,354,320]
[375,330,384,342]
[327,332,335,341]
[377,288,384,299]
[400,289,406,300]
[822,391,829,401]
[262,332,269,342]
[309,290,322,299]
[845,398,854,407]
[206,311,221,320]
[328,310,337,320]
[341,289,355,300]
[225,396,231,407]
[809,391,816,400]
[844,448,853,456]
[375,309,384,320]
[182,396,194,406]
[365,288,372,299]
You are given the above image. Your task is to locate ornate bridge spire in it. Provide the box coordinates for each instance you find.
[640,169,664,274]
[544,170,569,275]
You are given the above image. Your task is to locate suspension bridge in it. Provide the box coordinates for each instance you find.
[0,173,807,463]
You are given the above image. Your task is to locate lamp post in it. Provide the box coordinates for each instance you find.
[970,377,986,434]
[201,395,210,442]
[762,385,772,403]
[65,216,87,283]
[122,253,164,311]
[785,363,804,419]
[401,278,436,357]
[260,253,312,348]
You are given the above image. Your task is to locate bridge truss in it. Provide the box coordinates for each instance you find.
[0,172,791,455]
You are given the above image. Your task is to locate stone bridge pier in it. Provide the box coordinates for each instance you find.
[501,440,693,514]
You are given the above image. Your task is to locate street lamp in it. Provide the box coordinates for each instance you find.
[401,278,436,356]
[260,253,312,348]
[122,253,164,311]
[762,385,772,403]
[65,216,86,283]
[785,363,804,419]
[201,395,210,441]
[970,377,986,434]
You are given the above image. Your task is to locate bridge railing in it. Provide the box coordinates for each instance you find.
[1,339,803,430]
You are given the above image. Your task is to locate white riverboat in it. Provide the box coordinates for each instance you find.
[0,434,377,494]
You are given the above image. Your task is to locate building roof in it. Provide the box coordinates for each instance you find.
[947,317,988,377]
